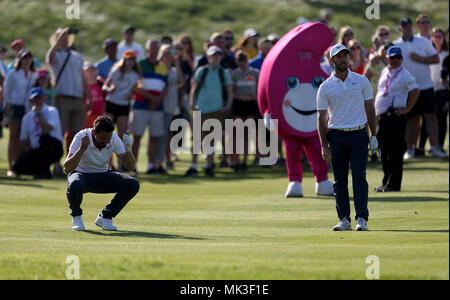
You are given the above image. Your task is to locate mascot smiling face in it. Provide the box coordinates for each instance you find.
[258,22,334,139]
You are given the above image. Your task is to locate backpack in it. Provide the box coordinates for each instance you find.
[194,65,227,102]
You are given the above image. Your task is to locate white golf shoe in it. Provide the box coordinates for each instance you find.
[72,216,85,231]
[315,180,334,196]
[356,218,369,231]
[285,181,303,197]
[95,215,117,231]
[403,148,415,160]
[332,218,352,231]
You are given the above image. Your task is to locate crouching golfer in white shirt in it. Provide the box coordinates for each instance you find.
[64,116,139,231]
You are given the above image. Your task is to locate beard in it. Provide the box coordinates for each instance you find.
[335,61,348,73]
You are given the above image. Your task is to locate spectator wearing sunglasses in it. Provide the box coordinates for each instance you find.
[394,17,447,159]
[3,49,38,177]
[415,13,431,40]
[348,39,367,75]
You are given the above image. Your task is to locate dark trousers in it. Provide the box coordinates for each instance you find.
[67,171,140,219]
[13,134,63,177]
[327,128,369,221]
[419,89,449,149]
[377,113,407,190]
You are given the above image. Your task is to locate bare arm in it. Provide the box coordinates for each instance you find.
[46,27,69,65]
[364,99,377,137]
[410,53,439,65]
[317,109,331,163]
[222,85,234,112]
[117,151,136,172]
[63,134,89,174]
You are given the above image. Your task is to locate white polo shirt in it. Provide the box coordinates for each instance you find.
[69,128,126,173]
[20,105,63,149]
[394,36,437,90]
[316,71,374,129]
[375,66,418,115]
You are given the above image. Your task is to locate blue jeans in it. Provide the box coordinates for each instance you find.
[67,171,140,218]
[327,128,369,221]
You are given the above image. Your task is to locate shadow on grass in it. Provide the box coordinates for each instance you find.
[370,196,448,202]
[82,230,206,240]
[371,229,449,233]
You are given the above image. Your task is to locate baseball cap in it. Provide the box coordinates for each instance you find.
[209,32,224,43]
[83,61,95,70]
[29,87,44,100]
[38,69,50,79]
[123,25,136,33]
[18,49,32,59]
[11,39,25,49]
[206,45,223,56]
[329,44,350,58]
[103,38,117,49]
[244,28,259,38]
[122,50,137,59]
[400,17,413,26]
[386,46,402,57]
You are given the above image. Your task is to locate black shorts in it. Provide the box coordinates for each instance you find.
[408,88,435,116]
[231,99,261,119]
[105,102,130,122]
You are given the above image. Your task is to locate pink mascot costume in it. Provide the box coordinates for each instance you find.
[258,22,334,197]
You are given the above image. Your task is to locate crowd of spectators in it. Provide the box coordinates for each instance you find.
[0,10,448,180]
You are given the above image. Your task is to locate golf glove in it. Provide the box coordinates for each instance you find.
[369,136,381,156]
[123,134,132,152]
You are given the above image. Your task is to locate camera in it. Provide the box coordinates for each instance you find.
[386,106,395,117]
[68,28,78,35]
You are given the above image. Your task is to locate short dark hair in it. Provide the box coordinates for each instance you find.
[93,116,115,134]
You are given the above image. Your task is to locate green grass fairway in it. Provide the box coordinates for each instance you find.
[0,130,448,280]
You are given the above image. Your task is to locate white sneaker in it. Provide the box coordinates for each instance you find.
[72,216,85,231]
[430,147,448,158]
[95,215,117,231]
[315,180,334,196]
[332,218,352,231]
[403,148,415,160]
[285,181,303,197]
[356,218,369,231]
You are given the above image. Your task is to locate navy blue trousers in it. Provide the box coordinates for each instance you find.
[67,171,140,219]
[327,128,369,221]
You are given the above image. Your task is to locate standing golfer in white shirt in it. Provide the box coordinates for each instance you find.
[64,116,139,231]
[317,44,379,231]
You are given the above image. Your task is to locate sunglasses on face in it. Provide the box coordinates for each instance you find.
[181,40,190,44]
[418,20,430,25]
[390,55,403,60]
[224,36,234,41]
[379,31,390,37]
[351,45,361,50]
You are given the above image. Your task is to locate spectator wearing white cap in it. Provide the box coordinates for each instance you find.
[236,28,260,61]
[3,49,38,177]
[184,45,233,177]
[374,46,420,192]
[317,44,378,231]
[13,87,63,179]
[394,17,447,159]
